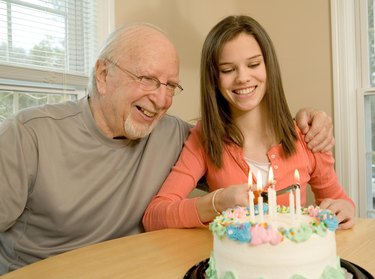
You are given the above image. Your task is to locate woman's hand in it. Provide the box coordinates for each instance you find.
[214,184,250,211]
[319,198,355,229]
[196,184,249,223]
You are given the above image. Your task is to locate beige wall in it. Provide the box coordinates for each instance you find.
[114,0,333,123]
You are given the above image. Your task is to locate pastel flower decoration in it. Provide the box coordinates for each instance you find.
[318,210,339,231]
[278,205,288,214]
[290,275,307,279]
[224,207,247,219]
[226,223,251,243]
[287,223,312,243]
[250,224,269,245]
[222,271,237,279]
[209,221,227,238]
[265,226,283,245]
[233,206,247,219]
[321,264,346,278]
[307,205,321,217]
[310,220,328,237]
[205,253,218,279]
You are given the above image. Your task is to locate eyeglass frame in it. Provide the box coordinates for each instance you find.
[105,59,183,96]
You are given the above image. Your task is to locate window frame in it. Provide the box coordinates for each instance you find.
[0,0,114,119]
[331,0,375,217]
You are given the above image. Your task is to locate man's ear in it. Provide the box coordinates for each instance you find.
[95,60,108,95]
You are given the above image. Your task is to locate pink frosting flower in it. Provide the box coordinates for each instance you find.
[307,205,321,217]
[250,224,282,246]
[225,207,247,219]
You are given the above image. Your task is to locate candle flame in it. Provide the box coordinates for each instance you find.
[294,169,300,183]
[256,171,262,192]
[248,169,253,186]
[268,167,274,184]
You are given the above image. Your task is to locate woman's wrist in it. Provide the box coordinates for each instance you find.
[212,188,223,215]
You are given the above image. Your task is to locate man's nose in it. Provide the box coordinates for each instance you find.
[148,86,173,108]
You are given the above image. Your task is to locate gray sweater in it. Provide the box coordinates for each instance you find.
[0,97,191,274]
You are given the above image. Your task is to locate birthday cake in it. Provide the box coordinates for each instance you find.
[205,204,345,279]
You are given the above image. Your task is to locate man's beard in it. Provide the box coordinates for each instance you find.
[123,117,157,139]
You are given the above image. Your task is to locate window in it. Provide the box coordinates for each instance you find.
[365,0,375,217]
[0,0,111,123]
[331,0,375,218]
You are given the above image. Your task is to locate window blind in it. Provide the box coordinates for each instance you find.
[0,0,97,89]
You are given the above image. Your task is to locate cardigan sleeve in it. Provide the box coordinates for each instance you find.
[142,124,209,231]
[296,127,355,208]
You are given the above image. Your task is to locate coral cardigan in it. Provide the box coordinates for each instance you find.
[143,122,354,231]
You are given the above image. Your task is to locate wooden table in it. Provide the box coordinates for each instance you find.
[2,219,374,278]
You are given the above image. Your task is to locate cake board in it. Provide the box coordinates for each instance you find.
[184,258,374,279]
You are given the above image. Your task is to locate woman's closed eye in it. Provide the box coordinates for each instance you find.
[248,62,261,68]
[220,68,235,74]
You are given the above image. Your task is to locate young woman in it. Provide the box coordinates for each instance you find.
[143,15,355,231]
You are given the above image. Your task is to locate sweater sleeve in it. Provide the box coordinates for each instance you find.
[0,117,35,231]
[301,134,355,208]
[143,124,208,231]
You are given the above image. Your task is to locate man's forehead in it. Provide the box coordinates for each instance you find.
[118,28,180,78]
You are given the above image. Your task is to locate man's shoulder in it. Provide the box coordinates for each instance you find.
[15,100,81,125]
[150,114,192,143]
[157,114,192,131]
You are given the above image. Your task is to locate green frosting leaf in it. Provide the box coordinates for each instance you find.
[222,271,237,279]
[205,253,218,279]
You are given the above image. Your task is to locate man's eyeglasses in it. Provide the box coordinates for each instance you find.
[105,59,183,96]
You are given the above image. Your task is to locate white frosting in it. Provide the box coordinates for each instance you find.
[212,213,339,279]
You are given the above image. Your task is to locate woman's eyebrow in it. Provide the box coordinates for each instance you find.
[219,54,263,66]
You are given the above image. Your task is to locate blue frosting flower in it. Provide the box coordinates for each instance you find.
[226,223,251,243]
[318,210,339,231]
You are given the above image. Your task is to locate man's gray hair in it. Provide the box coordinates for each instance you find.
[87,23,167,97]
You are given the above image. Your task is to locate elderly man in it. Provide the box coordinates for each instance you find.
[0,23,334,274]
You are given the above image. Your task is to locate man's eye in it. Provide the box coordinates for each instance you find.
[167,83,177,89]
[142,76,156,82]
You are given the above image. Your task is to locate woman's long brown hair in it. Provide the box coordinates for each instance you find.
[200,15,297,168]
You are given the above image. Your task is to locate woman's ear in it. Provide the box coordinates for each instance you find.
[95,60,108,95]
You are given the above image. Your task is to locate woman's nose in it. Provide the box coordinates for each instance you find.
[236,68,251,83]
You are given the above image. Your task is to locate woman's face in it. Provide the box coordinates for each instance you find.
[217,33,267,115]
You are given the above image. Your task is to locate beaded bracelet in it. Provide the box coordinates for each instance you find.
[212,188,224,215]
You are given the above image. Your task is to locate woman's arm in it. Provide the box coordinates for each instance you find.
[142,125,211,231]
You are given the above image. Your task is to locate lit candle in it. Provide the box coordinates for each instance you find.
[256,170,262,192]
[289,190,295,221]
[248,169,253,189]
[268,167,276,217]
[258,195,264,222]
[267,186,273,218]
[294,169,301,219]
[248,169,255,221]
[268,167,274,184]
[257,171,264,222]
[267,168,273,217]
[249,190,255,222]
